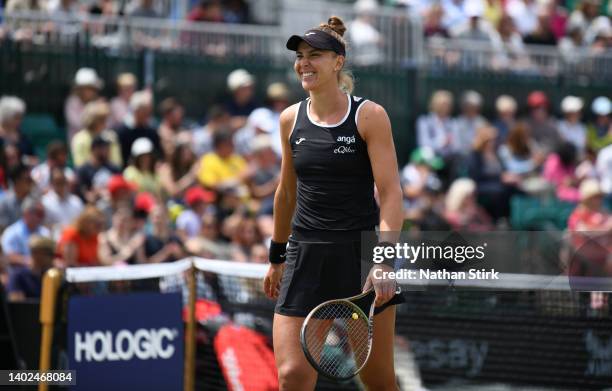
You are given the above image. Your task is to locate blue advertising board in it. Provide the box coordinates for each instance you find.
[67,292,184,391]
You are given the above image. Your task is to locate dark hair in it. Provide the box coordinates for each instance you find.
[557,142,577,167]
[317,16,347,44]
[134,153,156,173]
[171,143,195,181]
[159,97,181,117]
[47,140,67,161]
[133,208,149,220]
[213,130,233,148]
[207,105,228,121]
[8,163,29,185]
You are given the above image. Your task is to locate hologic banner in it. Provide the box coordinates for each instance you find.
[67,292,183,391]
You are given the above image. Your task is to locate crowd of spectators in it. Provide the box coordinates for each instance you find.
[1,64,611,299]
[409,89,612,233]
[417,0,611,70]
[0,66,286,300]
[408,87,612,286]
[0,0,609,71]
[1,0,251,23]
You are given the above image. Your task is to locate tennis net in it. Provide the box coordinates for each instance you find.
[192,259,612,390]
[59,259,612,390]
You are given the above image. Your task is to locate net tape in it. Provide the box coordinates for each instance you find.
[64,258,612,291]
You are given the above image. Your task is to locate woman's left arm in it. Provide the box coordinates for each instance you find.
[358,101,404,234]
[358,102,404,305]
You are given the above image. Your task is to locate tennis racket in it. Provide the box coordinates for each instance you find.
[300,289,376,381]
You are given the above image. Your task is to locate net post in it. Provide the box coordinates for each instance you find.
[184,258,197,391]
[38,268,63,391]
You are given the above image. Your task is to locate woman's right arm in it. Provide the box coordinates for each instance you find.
[264,104,299,299]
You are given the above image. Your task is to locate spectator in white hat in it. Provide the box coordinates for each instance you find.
[558,95,587,156]
[123,137,162,197]
[587,96,611,151]
[452,90,487,155]
[224,69,258,131]
[65,68,103,142]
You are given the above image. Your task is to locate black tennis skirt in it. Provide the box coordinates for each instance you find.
[274,230,404,317]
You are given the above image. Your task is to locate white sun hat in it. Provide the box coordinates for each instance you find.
[591,96,611,116]
[131,137,154,157]
[561,96,584,113]
[74,68,103,89]
[227,69,255,91]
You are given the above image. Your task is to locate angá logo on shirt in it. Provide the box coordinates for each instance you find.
[336,135,355,144]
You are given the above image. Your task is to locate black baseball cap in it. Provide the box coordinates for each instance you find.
[286,29,346,56]
[91,134,111,149]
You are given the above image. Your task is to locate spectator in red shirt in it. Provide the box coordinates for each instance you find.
[58,206,105,267]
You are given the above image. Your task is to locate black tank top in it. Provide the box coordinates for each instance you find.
[289,94,379,239]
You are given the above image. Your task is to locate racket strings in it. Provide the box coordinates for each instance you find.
[303,302,371,379]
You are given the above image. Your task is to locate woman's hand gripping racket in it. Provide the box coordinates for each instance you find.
[299,288,377,380]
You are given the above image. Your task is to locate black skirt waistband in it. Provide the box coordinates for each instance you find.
[291,228,375,243]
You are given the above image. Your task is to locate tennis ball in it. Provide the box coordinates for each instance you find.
[352,313,358,320]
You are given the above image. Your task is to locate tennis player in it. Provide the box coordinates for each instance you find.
[263,16,404,390]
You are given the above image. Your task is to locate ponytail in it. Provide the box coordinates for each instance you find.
[338,69,354,94]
